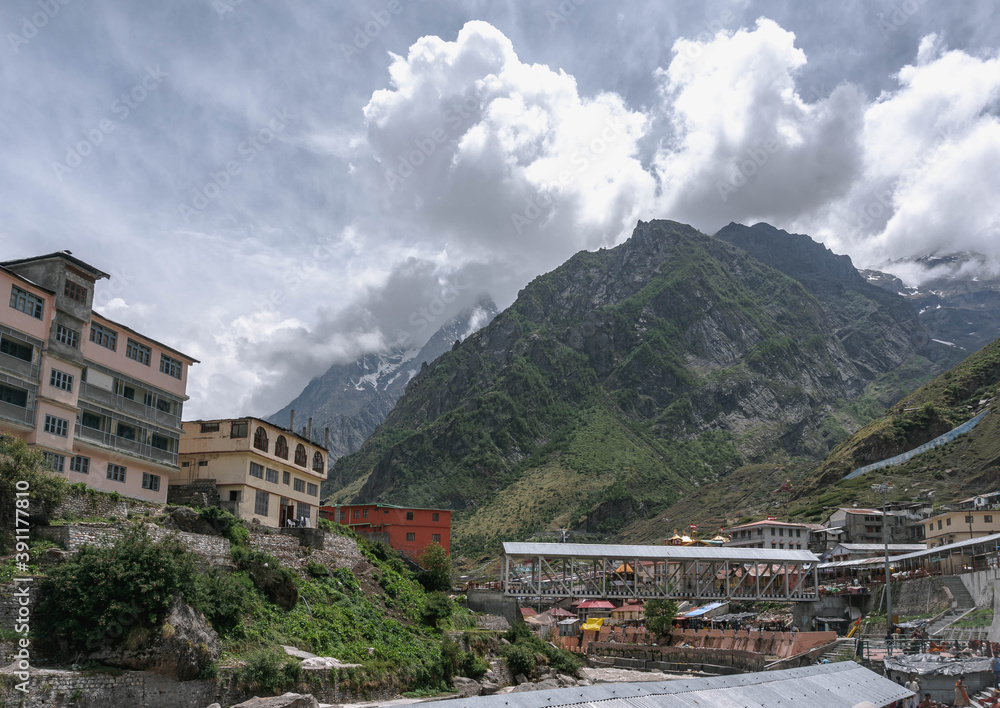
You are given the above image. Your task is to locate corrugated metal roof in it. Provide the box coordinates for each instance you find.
[891,531,1000,562]
[834,543,926,552]
[502,542,818,563]
[449,662,909,707]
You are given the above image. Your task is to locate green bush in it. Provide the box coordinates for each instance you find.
[461,652,490,680]
[644,599,678,637]
[0,436,67,552]
[36,525,200,653]
[234,647,301,694]
[416,542,451,592]
[501,643,536,676]
[193,569,256,637]
[231,546,298,610]
[423,591,453,627]
[198,506,249,546]
[306,561,330,578]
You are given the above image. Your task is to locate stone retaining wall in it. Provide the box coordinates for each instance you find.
[33,523,231,567]
[166,480,220,509]
[249,530,363,573]
[46,490,162,522]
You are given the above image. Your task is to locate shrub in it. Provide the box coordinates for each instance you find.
[461,652,490,680]
[198,506,249,546]
[234,648,301,694]
[644,599,678,637]
[416,542,451,592]
[423,591,453,627]
[0,436,67,552]
[231,546,298,610]
[36,525,200,653]
[193,569,256,637]
[501,643,536,676]
[306,561,330,578]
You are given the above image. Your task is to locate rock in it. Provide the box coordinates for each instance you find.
[205,704,222,708]
[87,596,221,680]
[556,673,578,686]
[484,669,496,681]
[514,673,529,685]
[232,694,319,708]
[500,637,510,645]
[281,645,318,660]
[510,678,560,693]
[480,680,501,695]
[299,657,362,670]
[161,506,220,536]
[452,676,481,697]
[38,547,70,566]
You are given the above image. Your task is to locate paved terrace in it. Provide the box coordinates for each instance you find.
[501,542,820,602]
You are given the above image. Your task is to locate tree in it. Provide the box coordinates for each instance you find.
[416,541,451,591]
[0,435,67,552]
[644,599,678,637]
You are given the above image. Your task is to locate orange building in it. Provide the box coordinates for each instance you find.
[319,503,450,559]
[0,251,197,502]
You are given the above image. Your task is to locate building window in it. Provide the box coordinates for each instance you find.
[49,369,74,392]
[231,420,248,438]
[150,434,171,451]
[200,422,220,433]
[293,478,305,493]
[55,324,80,348]
[0,337,33,362]
[81,411,102,429]
[116,422,136,440]
[796,529,801,537]
[249,461,264,479]
[406,533,416,542]
[307,483,318,497]
[107,463,126,482]
[254,490,269,516]
[432,534,441,543]
[282,470,290,485]
[965,515,974,524]
[89,323,117,350]
[0,384,27,408]
[265,468,279,484]
[9,286,44,319]
[353,509,360,519]
[42,451,65,472]
[938,520,943,530]
[64,280,88,303]
[770,528,774,535]
[362,508,368,518]
[125,339,151,365]
[253,426,268,451]
[312,452,324,473]
[340,511,346,521]
[986,515,993,523]
[432,513,439,522]
[142,473,161,492]
[406,511,413,521]
[69,455,89,474]
[198,460,208,466]
[294,443,306,466]
[116,381,135,400]
[275,436,288,459]
[159,354,182,379]
[44,414,69,437]
[947,518,951,526]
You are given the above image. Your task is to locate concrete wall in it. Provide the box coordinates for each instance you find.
[467,590,520,626]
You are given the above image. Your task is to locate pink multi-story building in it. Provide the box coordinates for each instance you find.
[0,251,197,502]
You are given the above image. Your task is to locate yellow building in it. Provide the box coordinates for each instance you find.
[176,417,327,528]
[924,508,1000,548]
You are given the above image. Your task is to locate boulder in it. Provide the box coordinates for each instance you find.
[87,596,221,680]
[281,645,318,660]
[452,676,481,698]
[511,678,560,693]
[480,680,501,695]
[38,547,70,566]
[514,673,529,685]
[205,704,222,708]
[556,673,578,686]
[161,506,220,536]
[299,657,362,670]
[232,694,320,708]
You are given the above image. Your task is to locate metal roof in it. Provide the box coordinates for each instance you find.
[502,542,818,563]
[891,531,1000,562]
[450,662,909,708]
[833,543,926,552]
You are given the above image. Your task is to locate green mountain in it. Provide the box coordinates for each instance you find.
[323,220,951,555]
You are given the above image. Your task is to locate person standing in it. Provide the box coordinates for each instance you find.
[955,675,972,707]
[993,652,1000,691]
[905,674,920,708]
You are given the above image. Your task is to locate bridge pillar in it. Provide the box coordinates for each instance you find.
[793,601,817,631]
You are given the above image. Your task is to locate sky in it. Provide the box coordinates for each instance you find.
[3,1,1000,419]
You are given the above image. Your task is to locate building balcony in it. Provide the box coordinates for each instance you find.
[0,400,34,428]
[78,382,181,430]
[75,423,178,466]
[0,352,39,382]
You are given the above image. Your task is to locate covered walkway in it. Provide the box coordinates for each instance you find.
[501,542,820,602]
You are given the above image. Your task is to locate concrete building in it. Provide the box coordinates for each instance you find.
[722,519,815,550]
[319,503,451,559]
[176,417,328,528]
[0,252,197,502]
[825,542,926,562]
[923,508,1000,547]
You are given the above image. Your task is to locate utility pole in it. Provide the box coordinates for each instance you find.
[873,483,894,649]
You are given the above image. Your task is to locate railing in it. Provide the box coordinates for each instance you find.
[74,424,178,466]
[0,400,34,427]
[78,383,181,430]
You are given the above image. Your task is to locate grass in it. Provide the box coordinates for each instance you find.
[954,608,994,629]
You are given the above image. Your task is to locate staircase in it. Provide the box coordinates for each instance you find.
[970,685,998,707]
[815,637,857,663]
[927,576,978,638]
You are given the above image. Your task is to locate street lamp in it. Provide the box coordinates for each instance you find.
[872,483,894,645]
